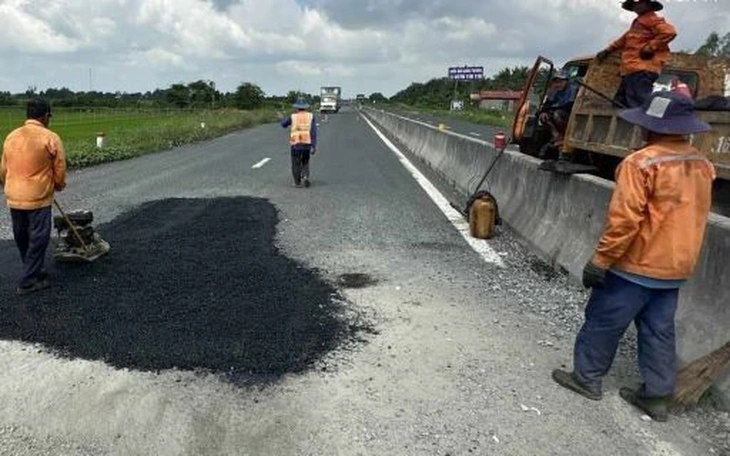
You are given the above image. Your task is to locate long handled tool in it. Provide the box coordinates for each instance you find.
[674,340,730,409]
[450,135,508,218]
[573,79,627,109]
[54,199,90,253]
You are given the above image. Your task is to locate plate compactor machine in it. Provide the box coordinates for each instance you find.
[52,202,110,263]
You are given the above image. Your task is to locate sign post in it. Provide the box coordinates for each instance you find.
[448,66,484,111]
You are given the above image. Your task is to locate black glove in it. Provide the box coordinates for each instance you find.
[639,47,655,60]
[582,262,607,289]
[596,50,611,62]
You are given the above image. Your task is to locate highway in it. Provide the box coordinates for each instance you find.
[0,108,725,455]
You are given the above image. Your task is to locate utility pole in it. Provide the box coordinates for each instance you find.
[89,68,93,92]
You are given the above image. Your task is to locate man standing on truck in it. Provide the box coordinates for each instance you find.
[280,98,317,188]
[0,98,66,295]
[552,91,714,422]
[596,0,676,108]
[538,70,579,158]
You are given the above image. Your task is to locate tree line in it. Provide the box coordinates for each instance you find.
[0,80,320,111]
[389,31,729,109]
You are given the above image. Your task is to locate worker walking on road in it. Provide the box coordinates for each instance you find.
[552,91,714,422]
[280,98,317,188]
[0,98,66,295]
[596,0,676,108]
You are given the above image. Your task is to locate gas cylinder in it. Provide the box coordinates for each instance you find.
[494,131,507,150]
[469,196,497,239]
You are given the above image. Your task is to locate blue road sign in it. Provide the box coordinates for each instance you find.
[448,66,484,81]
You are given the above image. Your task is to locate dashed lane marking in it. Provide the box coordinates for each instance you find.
[252,158,272,169]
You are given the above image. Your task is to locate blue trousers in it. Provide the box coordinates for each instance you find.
[291,147,311,184]
[10,206,52,288]
[613,71,659,108]
[573,272,679,397]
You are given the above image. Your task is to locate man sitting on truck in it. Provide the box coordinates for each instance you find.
[596,0,676,108]
[538,70,579,158]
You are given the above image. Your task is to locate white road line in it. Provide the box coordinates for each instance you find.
[252,158,271,169]
[361,115,505,267]
[469,132,482,137]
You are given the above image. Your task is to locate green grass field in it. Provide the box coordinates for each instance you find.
[0,107,278,168]
[392,103,514,129]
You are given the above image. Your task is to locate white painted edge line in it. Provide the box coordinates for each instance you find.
[469,132,482,137]
[361,114,505,267]
[252,158,271,169]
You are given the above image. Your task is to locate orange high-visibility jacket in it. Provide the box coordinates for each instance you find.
[0,120,66,210]
[591,136,715,280]
[289,112,313,146]
[607,11,677,76]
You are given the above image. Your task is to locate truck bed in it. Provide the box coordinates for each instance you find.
[566,106,730,179]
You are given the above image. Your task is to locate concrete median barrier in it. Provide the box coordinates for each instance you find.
[364,107,730,405]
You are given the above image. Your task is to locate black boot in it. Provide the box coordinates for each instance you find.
[619,387,670,422]
[552,369,602,401]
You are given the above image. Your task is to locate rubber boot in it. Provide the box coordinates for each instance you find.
[552,369,602,401]
[619,387,670,422]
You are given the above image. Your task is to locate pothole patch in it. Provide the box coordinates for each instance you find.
[337,273,378,289]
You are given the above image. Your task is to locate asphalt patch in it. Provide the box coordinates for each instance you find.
[337,273,378,289]
[0,197,369,384]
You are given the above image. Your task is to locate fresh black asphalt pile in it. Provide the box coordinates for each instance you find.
[0,197,367,383]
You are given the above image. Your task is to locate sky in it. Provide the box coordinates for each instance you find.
[0,0,727,97]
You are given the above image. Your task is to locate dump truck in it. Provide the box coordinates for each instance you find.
[320,86,342,113]
[512,53,730,180]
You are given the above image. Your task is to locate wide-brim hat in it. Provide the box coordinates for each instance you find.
[293,99,310,110]
[553,69,570,80]
[621,0,663,12]
[618,91,710,135]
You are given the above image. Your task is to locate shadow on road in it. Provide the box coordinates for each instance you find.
[0,197,369,384]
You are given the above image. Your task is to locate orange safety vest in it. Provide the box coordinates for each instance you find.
[289,112,313,146]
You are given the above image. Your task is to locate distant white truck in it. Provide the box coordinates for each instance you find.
[320,86,341,113]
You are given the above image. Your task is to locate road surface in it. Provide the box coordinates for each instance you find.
[0,108,727,455]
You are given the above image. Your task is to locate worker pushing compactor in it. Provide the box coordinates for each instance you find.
[1,99,66,295]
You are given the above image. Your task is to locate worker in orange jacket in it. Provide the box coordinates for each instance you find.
[0,98,66,295]
[553,91,714,422]
[596,0,677,108]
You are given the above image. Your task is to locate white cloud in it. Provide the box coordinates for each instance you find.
[0,2,81,53]
[0,0,725,97]
[276,61,323,77]
[129,48,188,69]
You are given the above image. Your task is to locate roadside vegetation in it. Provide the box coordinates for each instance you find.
[0,107,278,168]
[0,78,302,169]
[392,103,513,129]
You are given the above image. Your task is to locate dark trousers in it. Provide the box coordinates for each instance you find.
[614,71,659,108]
[10,206,52,288]
[291,148,311,184]
[573,272,679,398]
